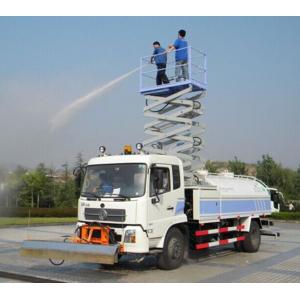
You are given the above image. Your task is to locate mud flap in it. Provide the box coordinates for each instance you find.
[260,219,280,238]
[260,229,280,238]
[20,240,119,265]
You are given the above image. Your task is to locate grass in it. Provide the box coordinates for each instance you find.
[1,212,299,227]
[0,217,77,227]
[270,212,300,221]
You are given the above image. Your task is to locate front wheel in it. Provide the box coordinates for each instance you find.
[157,227,185,270]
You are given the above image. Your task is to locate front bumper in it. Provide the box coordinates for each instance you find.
[76,222,150,253]
[121,225,149,253]
[21,240,119,265]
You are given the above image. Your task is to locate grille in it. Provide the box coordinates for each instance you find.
[84,208,126,222]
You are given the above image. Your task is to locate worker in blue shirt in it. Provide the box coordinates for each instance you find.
[168,29,189,82]
[151,41,169,85]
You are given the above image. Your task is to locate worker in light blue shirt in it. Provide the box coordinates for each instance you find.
[168,29,189,82]
[151,41,170,85]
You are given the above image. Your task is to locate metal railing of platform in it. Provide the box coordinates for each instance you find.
[139,46,207,94]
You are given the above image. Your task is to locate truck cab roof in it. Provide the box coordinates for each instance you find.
[88,153,183,167]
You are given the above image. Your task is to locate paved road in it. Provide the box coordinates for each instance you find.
[0,277,24,283]
[0,222,299,282]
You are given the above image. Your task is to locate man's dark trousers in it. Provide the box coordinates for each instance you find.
[156,63,169,85]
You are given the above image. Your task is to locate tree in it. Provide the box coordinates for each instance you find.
[75,152,84,169]
[205,160,218,173]
[53,162,77,208]
[228,156,246,175]
[74,152,85,197]
[2,161,79,209]
[280,168,298,200]
[0,166,9,207]
[6,166,27,207]
[18,164,52,208]
[0,166,8,182]
[256,155,299,201]
[62,162,69,183]
[294,166,300,200]
[256,154,281,187]
[35,163,53,208]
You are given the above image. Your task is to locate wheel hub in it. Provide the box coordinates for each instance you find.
[169,238,182,260]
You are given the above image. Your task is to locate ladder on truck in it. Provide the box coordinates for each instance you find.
[139,46,207,183]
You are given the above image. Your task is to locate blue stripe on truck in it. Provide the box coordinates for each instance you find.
[175,200,185,215]
[199,199,271,215]
[200,200,219,214]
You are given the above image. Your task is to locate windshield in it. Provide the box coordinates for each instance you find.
[81,163,146,198]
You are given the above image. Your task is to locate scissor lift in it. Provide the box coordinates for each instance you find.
[140,47,207,182]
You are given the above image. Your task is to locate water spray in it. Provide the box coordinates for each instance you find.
[50,66,141,131]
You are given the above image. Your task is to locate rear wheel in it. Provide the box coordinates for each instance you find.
[242,221,261,252]
[157,227,185,270]
[233,240,243,252]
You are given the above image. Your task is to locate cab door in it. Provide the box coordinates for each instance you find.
[147,165,181,239]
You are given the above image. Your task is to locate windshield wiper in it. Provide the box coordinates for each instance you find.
[81,192,101,199]
[81,192,131,201]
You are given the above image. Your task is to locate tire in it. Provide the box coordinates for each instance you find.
[233,240,243,252]
[157,227,185,270]
[242,221,261,253]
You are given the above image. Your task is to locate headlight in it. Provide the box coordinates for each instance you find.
[136,143,143,151]
[99,146,106,155]
[124,229,136,243]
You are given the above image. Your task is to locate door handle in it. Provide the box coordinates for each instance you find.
[167,206,174,210]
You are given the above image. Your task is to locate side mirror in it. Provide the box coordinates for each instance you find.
[151,197,160,204]
[73,164,87,191]
[73,163,87,176]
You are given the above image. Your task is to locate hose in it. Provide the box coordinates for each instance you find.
[146,98,170,113]
[193,137,202,146]
[48,237,69,266]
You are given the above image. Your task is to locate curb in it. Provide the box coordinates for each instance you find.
[0,270,65,283]
[269,219,300,224]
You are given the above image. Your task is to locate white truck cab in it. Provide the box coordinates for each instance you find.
[78,153,186,255]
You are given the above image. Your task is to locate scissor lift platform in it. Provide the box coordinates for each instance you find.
[140,46,207,96]
[140,79,207,97]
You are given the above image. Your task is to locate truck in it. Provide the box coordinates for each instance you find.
[21,143,277,270]
[21,46,278,270]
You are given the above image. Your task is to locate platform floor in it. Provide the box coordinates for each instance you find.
[140,80,206,97]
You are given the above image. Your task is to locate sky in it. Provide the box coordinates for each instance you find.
[0,17,299,170]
